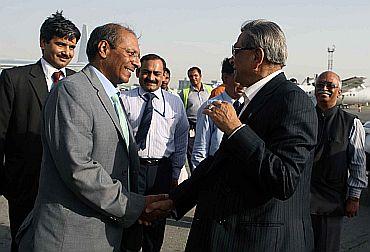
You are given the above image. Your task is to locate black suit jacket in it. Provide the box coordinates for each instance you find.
[0,61,75,205]
[171,73,318,251]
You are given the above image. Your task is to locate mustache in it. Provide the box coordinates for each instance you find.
[317,90,333,96]
[144,79,158,85]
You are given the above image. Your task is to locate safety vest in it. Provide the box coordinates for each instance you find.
[181,84,213,109]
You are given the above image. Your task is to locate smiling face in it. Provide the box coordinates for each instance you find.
[100,30,141,85]
[188,69,202,89]
[40,36,77,69]
[139,59,164,92]
[315,71,341,110]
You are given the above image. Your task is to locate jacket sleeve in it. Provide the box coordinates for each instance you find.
[43,80,145,227]
[225,90,318,200]
[0,70,14,193]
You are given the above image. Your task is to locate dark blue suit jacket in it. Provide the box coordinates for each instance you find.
[171,73,318,251]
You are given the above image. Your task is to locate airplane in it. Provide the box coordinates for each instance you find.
[0,24,89,72]
[296,75,370,106]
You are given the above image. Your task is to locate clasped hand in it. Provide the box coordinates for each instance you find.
[139,194,174,225]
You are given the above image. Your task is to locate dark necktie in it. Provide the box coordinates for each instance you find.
[52,71,63,85]
[233,100,244,115]
[135,92,156,150]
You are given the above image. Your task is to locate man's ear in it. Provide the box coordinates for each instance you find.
[97,40,110,59]
[136,68,140,78]
[253,48,264,70]
[40,38,46,50]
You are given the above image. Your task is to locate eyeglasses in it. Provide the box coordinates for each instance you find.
[315,81,339,89]
[115,46,140,59]
[232,44,255,56]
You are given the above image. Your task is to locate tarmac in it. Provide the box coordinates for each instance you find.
[1,106,370,252]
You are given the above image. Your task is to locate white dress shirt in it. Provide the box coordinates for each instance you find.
[40,58,67,91]
[121,87,189,179]
[230,70,283,138]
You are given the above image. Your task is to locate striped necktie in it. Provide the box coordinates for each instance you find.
[135,92,156,150]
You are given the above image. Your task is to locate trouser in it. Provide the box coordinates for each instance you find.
[138,158,171,252]
[8,200,34,252]
[186,136,195,173]
[311,214,343,252]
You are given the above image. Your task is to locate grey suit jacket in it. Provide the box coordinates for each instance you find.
[18,65,145,252]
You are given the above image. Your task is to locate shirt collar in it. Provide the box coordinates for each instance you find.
[41,58,66,80]
[138,86,162,101]
[91,66,119,98]
[190,83,204,91]
[244,70,282,102]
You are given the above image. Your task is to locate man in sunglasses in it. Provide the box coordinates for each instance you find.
[147,19,318,251]
[310,71,368,251]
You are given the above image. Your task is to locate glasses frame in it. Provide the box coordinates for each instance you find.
[114,45,140,60]
[315,81,339,89]
[232,44,255,56]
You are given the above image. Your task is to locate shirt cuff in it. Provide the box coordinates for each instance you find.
[228,124,246,139]
[347,187,362,199]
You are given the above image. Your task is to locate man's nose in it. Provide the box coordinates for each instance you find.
[133,56,141,69]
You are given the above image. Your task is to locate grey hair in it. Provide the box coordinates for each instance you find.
[240,19,287,66]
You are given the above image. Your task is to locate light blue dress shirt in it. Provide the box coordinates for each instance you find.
[191,91,243,168]
[121,87,189,179]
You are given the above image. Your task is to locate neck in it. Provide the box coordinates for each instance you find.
[318,103,336,112]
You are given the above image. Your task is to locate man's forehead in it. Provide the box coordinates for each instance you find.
[141,59,164,70]
[318,73,340,83]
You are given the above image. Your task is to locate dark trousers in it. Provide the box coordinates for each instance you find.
[8,201,34,252]
[187,136,195,173]
[311,214,343,252]
[138,158,171,252]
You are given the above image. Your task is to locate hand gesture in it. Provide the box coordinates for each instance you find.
[203,100,242,135]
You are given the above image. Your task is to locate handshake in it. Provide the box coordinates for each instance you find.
[139,194,174,225]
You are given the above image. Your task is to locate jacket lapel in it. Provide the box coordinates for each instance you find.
[28,61,48,107]
[239,72,287,124]
[81,65,126,146]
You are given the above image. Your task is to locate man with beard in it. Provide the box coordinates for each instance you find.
[121,54,188,252]
[191,57,244,168]
[146,19,317,251]
[310,71,368,251]
[0,11,80,252]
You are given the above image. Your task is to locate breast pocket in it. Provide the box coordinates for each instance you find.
[157,115,176,139]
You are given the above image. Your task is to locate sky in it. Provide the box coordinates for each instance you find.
[1,0,370,87]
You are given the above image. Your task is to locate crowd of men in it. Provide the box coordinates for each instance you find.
[0,11,368,252]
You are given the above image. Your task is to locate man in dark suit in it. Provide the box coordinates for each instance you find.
[0,11,80,251]
[148,19,318,251]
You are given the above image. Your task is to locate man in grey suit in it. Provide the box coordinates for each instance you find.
[148,19,317,251]
[17,23,167,252]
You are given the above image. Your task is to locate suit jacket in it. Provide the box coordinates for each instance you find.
[0,61,74,204]
[171,73,318,251]
[17,65,146,251]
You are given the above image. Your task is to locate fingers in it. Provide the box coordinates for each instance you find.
[145,194,169,205]
[146,199,173,213]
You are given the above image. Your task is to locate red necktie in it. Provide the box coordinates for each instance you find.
[52,71,63,85]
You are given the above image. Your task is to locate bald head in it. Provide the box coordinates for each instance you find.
[316,71,341,89]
